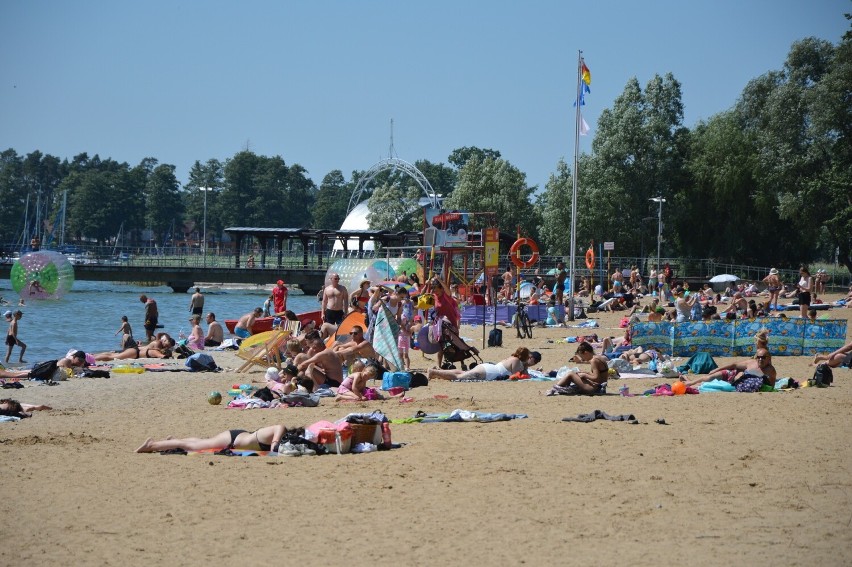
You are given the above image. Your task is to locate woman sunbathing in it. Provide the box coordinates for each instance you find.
[427,347,541,381]
[136,424,288,453]
[95,333,175,361]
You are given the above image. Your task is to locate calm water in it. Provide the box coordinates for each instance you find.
[0,281,319,364]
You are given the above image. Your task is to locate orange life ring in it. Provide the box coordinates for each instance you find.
[585,248,595,270]
[510,238,540,269]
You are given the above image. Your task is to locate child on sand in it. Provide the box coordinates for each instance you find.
[335,365,381,401]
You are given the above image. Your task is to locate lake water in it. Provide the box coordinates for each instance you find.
[0,281,319,364]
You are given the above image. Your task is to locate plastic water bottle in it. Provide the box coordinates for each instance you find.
[379,422,392,450]
[178,328,186,340]
[649,358,658,372]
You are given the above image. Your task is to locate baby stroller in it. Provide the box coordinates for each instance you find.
[439,319,483,370]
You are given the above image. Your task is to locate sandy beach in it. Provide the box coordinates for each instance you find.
[2,296,851,566]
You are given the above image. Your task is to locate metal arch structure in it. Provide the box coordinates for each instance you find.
[347,158,439,214]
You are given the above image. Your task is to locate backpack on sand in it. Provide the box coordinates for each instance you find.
[813,363,833,387]
[488,328,503,347]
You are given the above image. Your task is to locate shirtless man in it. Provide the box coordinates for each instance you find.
[296,335,343,390]
[723,292,749,317]
[234,308,262,339]
[140,294,159,343]
[332,325,378,365]
[547,341,608,395]
[204,312,224,347]
[683,348,777,390]
[320,273,348,326]
[188,287,205,316]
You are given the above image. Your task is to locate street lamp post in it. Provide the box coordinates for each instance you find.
[200,187,213,267]
[649,197,666,276]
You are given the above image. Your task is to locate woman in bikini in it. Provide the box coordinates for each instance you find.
[349,279,371,314]
[94,333,175,361]
[763,268,782,312]
[427,347,541,381]
[136,424,288,453]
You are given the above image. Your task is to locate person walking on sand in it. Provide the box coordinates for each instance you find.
[189,287,205,316]
[5,310,26,364]
[320,273,348,326]
[140,294,159,343]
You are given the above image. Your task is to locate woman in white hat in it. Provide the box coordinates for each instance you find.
[762,268,782,313]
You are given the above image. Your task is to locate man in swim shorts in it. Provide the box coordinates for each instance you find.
[234,308,262,339]
[320,273,348,326]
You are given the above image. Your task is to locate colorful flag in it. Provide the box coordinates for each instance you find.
[579,114,590,136]
[573,88,585,107]
[581,61,591,85]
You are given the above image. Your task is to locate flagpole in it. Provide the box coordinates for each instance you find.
[567,50,583,322]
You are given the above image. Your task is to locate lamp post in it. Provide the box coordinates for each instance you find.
[200,187,213,267]
[649,197,666,275]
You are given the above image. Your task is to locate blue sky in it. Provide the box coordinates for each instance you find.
[1,0,848,193]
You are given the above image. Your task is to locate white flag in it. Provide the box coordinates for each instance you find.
[579,114,590,136]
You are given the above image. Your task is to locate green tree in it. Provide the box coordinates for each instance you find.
[144,163,183,243]
[578,74,689,256]
[444,156,538,239]
[448,146,502,169]
[414,159,457,199]
[313,170,351,229]
[219,151,259,228]
[366,182,422,232]
[184,159,224,243]
[537,158,573,256]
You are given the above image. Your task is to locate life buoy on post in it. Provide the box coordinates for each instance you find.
[585,248,595,270]
[510,238,540,269]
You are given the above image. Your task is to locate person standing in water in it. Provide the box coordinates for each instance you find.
[189,287,205,316]
[5,310,26,364]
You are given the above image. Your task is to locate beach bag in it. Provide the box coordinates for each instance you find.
[813,363,833,388]
[28,360,60,381]
[488,328,503,347]
[382,371,412,391]
[307,420,352,454]
[185,352,219,372]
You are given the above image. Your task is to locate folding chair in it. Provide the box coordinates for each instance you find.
[236,329,290,373]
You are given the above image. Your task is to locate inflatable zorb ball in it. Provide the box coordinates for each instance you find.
[10,251,75,300]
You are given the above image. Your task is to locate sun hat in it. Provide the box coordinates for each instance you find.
[360,278,371,287]
[769,268,778,275]
[265,367,281,381]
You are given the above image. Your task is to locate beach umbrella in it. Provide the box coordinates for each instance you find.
[709,274,740,283]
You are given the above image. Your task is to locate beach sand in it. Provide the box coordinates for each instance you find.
[3,296,851,566]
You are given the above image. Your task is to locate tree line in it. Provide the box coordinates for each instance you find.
[0,27,849,272]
